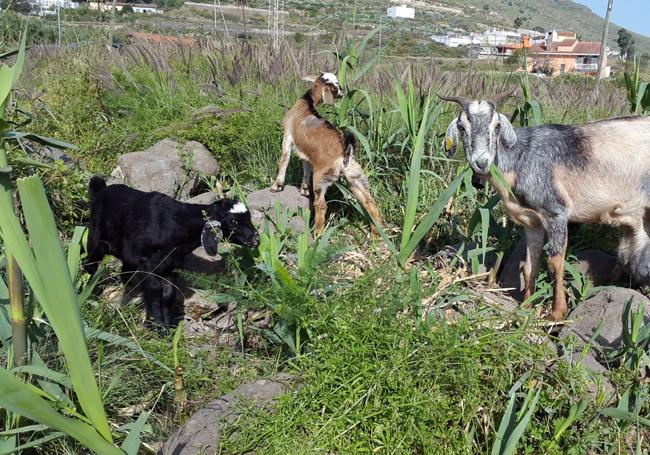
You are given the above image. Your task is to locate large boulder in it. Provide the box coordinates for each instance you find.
[160,375,292,454]
[110,139,219,199]
[246,186,310,233]
[559,288,650,366]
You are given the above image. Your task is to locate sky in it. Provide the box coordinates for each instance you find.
[572,0,650,37]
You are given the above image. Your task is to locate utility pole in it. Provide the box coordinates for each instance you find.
[108,0,118,49]
[595,0,614,88]
[57,2,61,46]
[213,0,217,35]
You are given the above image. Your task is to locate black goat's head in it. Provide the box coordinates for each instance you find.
[202,199,259,254]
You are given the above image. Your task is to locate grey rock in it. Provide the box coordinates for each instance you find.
[559,288,650,365]
[247,185,309,213]
[185,191,221,205]
[247,186,309,234]
[161,376,292,455]
[110,139,219,199]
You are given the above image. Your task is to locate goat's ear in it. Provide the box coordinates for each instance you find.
[301,75,317,83]
[443,118,460,157]
[201,220,222,256]
[498,114,517,149]
[321,87,335,105]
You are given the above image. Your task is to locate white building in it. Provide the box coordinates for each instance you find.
[132,4,162,13]
[31,0,78,15]
[87,1,162,14]
[482,28,521,46]
[431,33,481,48]
[387,4,414,19]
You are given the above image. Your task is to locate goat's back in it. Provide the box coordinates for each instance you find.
[89,183,208,259]
[509,116,650,228]
[285,97,347,168]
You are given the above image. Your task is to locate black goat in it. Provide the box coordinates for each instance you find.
[85,176,259,327]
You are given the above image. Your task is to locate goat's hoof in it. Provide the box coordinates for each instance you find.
[300,187,310,197]
[547,310,567,323]
[270,182,284,192]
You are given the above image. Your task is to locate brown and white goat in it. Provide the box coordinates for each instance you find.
[271,72,381,235]
[441,92,650,321]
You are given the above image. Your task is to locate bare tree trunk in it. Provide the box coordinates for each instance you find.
[595,0,614,88]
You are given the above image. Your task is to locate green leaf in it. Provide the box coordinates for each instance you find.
[2,131,79,151]
[0,175,112,441]
[601,408,650,427]
[0,369,121,454]
[67,226,87,284]
[121,411,150,455]
[398,170,466,267]
[399,92,432,255]
[0,432,63,455]
[85,326,174,373]
[0,31,26,117]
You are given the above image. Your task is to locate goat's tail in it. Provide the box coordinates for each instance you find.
[88,176,107,198]
[343,130,356,167]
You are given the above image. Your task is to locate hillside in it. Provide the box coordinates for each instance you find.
[193,0,650,55]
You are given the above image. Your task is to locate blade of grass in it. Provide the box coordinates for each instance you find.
[0,369,121,454]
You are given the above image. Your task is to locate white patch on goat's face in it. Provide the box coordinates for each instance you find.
[467,101,491,115]
[229,202,248,214]
[320,72,339,85]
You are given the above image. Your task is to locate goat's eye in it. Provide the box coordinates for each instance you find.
[457,123,465,133]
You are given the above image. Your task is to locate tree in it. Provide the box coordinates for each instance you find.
[514,17,523,28]
[533,25,545,33]
[617,28,635,60]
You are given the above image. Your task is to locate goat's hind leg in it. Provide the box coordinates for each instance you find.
[271,133,292,192]
[342,158,381,236]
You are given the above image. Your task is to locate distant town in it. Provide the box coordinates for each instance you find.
[11,0,625,78]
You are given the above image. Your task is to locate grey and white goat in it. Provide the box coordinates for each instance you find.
[441,92,650,321]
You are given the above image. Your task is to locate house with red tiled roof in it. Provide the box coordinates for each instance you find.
[527,31,610,78]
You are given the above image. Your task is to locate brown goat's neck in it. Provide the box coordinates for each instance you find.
[303,88,323,112]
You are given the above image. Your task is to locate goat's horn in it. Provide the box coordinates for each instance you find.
[437,93,472,108]
[487,87,517,106]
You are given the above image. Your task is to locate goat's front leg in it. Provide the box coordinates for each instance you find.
[522,227,545,301]
[300,161,312,197]
[546,217,569,321]
[271,133,292,192]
